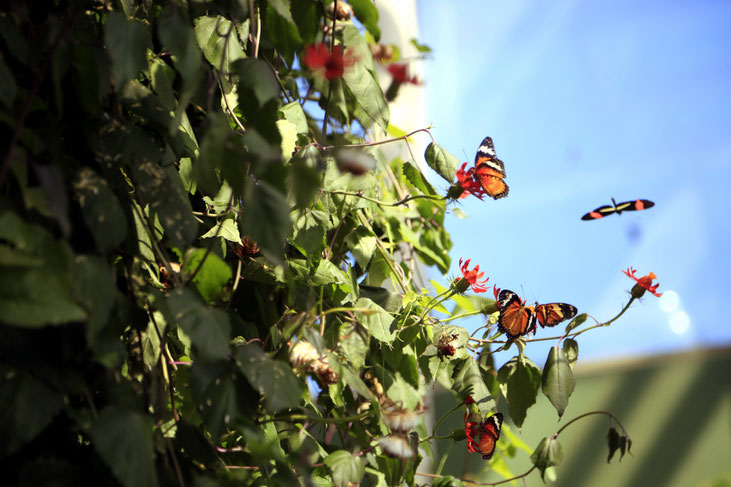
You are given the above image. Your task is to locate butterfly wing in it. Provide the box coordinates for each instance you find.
[498,290,536,338]
[581,204,617,220]
[615,199,655,214]
[474,164,509,199]
[479,413,504,460]
[535,303,578,327]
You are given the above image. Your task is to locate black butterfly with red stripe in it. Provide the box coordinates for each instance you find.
[474,136,509,200]
[581,198,654,221]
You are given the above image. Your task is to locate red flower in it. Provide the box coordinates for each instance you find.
[465,418,481,453]
[492,285,501,300]
[303,43,355,80]
[623,267,662,297]
[456,162,487,200]
[458,258,490,293]
[386,63,421,85]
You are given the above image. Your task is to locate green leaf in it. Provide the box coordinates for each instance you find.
[410,38,433,54]
[132,161,198,250]
[565,312,587,333]
[342,28,389,131]
[530,436,563,481]
[606,426,632,463]
[265,0,303,58]
[72,255,117,352]
[174,419,218,467]
[324,450,365,487]
[279,101,309,134]
[90,407,158,487]
[73,167,128,252]
[344,226,377,268]
[235,58,281,107]
[235,344,302,411]
[193,16,245,70]
[497,355,541,427]
[402,161,437,196]
[349,0,381,41]
[158,6,203,84]
[190,360,245,440]
[104,12,151,87]
[0,366,64,455]
[433,475,464,487]
[167,288,231,359]
[453,358,494,416]
[276,119,298,160]
[339,322,368,370]
[541,346,576,418]
[182,249,233,303]
[291,210,327,257]
[355,297,394,343]
[0,59,17,107]
[201,216,241,243]
[241,181,290,265]
[424,143,459,183]
[0,213,85,327]
[562,338,579,370]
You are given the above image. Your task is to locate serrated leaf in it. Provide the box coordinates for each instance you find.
[424,142,459,183]
[402,161,436,196]
[167,287,231,359]
[90,407,158,487]
[339,322,368,369]
[324,450,365,487]
[193,16,245,71]
[291,210,327,257]
[74,168,128,252]
[104,12,151,87]
[182,249,232,303]
[276,119,298,160]
[497,356,541,427]
[201,216,241,243]
[265,0,302,58]
[342,28,388,130]
[235,344,302,411]
[355,297,394,343]
[541,346,575,418]
[453,359,494,416]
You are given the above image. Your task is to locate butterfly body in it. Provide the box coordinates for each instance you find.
[498,290,577,339]
[474,137,509,200]
[581,198,654,220]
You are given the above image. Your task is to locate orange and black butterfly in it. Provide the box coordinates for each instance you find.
[497,290,537,339]
[498,290,577,339]
[534,302,578,328]
[581,198,654,220]
[476,413,503,460]
[474,137,509,200]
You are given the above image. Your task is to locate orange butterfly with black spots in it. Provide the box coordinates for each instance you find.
[466,412,504,460]
[474,136,509,200]
[497,289,578,339]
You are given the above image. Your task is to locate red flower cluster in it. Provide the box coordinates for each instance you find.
[303,43,356,80]
[623,267,662,297]
[386,63,421,85]
[456,162,487,200]
[458,258,490,293]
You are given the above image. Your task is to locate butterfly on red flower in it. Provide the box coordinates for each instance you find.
[473,136,509,200]
[465,411,504,460]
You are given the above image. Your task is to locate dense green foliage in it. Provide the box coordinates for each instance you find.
[0,1,634,486]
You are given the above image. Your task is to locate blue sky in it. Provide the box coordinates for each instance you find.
[418,0,731,363]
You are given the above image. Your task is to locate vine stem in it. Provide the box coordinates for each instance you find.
[312,127,435,151]
[430,402,464,437]
[326,190,445,207]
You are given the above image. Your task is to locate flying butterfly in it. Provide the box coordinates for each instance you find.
[474,136,509,200]
[497,289,537,339]
[476,413,504,460]
[581,198,654,220]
